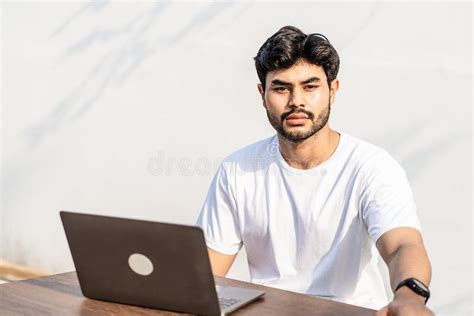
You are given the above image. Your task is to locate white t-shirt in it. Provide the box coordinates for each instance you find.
[196,131,421,310]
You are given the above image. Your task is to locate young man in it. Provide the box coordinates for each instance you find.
[196,26,433,315]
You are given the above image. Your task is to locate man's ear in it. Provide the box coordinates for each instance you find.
[329,79,340,104]
[257,83,266,108]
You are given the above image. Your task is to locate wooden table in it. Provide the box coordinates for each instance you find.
[0,272,375,315]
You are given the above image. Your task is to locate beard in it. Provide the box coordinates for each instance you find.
[265,99,331,143]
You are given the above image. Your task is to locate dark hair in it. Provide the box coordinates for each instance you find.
[254,25,340,90]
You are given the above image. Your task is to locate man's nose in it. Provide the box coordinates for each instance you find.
[288,89,306,108]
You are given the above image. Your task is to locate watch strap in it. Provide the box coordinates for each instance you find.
[395,277,430,304]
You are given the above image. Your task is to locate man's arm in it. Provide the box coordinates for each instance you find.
[207,247,238,277]
[375,227,433,315]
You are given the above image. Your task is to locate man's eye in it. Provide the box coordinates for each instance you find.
[306,85,318,90]
[274,87,288,92]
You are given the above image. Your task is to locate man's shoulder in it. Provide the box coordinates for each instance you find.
[343,132,383,155]
[220,134,277,170]
[343,132,392,161]
[343,132,407,178]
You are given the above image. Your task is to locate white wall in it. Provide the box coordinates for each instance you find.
[1,1,472,314]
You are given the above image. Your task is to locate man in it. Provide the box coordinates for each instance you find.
[196,26,433,315]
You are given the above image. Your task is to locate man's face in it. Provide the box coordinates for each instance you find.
[258,60,338,143]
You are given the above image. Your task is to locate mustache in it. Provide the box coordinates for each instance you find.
[281,108,315,121]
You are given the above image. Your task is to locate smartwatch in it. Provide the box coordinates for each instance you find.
[395,277,430,304]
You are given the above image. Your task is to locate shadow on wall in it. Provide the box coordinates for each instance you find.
[24,1,242,149]
[3,0,250,214]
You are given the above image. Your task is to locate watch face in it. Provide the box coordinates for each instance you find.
[413,278,428,291]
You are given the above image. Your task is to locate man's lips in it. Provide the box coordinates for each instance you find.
[285,113,308,125]
[286,113,308,120]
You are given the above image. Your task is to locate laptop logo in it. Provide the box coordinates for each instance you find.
[128,253,154,276]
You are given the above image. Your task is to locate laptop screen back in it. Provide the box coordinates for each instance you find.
[60,211,221,315]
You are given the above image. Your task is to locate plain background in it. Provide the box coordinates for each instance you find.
[1,1,472,314]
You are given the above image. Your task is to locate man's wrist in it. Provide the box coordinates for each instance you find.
[394,285,427,304]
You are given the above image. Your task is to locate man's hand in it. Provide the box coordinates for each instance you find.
[375,286,434,316]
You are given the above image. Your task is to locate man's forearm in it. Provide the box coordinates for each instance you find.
[376,228,434,314]
[387,243,432,295]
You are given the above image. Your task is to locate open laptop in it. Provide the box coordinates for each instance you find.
[60,211,265,315]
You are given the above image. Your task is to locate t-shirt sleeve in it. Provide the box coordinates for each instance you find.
[359,151,422,244]
[195,162,243,255]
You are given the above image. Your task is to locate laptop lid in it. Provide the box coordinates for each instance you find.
[60,210,221,315]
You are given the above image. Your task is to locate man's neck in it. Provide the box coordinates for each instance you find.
[277,127,340,170]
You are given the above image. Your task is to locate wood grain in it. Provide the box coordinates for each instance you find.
[0,272,375,315]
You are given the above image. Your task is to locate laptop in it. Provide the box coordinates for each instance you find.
[60,211,265,315]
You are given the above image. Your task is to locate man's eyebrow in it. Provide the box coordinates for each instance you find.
[301,77,321,84]
[270,79,292,86]
[270,77,321,86]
